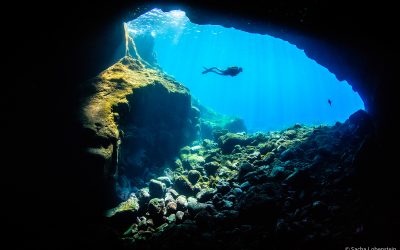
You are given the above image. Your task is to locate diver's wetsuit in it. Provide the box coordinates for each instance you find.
[202,66,243,76]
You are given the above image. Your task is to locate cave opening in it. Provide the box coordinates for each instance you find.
[127,8,365,132]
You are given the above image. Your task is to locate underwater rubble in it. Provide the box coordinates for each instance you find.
[105,109,373,250]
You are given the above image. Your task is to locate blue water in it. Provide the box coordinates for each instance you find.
[128,9,364,132]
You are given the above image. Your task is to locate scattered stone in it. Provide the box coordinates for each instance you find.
[216,180,231,195]
[109,113,373,248]
[218,132,249,154]
[176,211,185,223]
[221,199,234,210]
[105,194,139,218]
[191,145,202,152]
[188,200,214,217]
[176,195,188,211]
[262,152,276,165]
[193,183,202,194]
[174,175,194,196]
[187,197,197,204]
[166,201,177,215]
[240,181,251,191]
[238,161,254,181]
[137,216,147,230]
[204,161,221,175]
[148,198,165,220]
[280,148,296,161]
[136,188,151,207]
[196,188,216,202]
[146,218,154,228]
[164,192,175,204]
[157,176,173,187]
[149,179,166,198]
[283,129,297,139]
[232,144,242,154]
[258,142,274,155]
[224,117,247,133]
[202,139,215,148]
[188,170,201,184]
[179,146,191,156]
[231,187,243,196]
[167,214,176,223]
[167,188,179,198]
[268,166,285,179]
[181,154,205,169]
[173,158,183,169]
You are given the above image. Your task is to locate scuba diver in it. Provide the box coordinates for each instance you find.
[202,66,243,76]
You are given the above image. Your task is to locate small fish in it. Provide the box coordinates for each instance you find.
[328,99,332,106]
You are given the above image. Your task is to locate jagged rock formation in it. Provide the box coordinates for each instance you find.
[80,56,199,206]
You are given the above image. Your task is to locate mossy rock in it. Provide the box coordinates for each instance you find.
[148,198,165,222]
[208,175,220,188]
[196,188,216,203]
[149,179,166,198]
[203,161,221,176]
[188,170,202,185]
[218,133,249,154]
[182,154,205,169]
[258,142,275,155]
[173,158,183,169]
[174,175,194,196]
[179,146,191,155]
[80,56,193,200]
[105,195,139,218]
[283,129,297,139]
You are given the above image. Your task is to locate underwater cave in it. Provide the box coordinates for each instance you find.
[12,2,398,250]
[103,8,366,200]
[76,8,385,250]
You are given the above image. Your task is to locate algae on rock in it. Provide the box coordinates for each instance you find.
[80,56,199,206]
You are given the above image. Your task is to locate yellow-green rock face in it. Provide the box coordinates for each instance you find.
[81,56,189,153]
[105,195,139,217]
[79,56,196,205]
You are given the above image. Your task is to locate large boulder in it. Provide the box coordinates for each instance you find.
[174,176,195,196]
[218,133,250,154]
[149,179,166,198]
[79,57,199,207]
